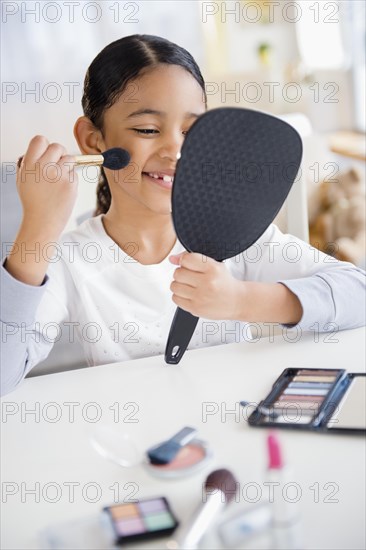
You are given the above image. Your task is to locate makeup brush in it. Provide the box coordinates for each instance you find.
[17,147,130,170]
[146,426,197,465]
[167,468,238,550]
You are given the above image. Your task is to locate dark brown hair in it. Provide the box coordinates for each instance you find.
[81,34,207,216]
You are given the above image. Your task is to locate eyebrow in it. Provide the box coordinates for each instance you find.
[126,109,201,120]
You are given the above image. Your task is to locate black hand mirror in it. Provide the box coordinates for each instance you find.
[165,107,302,364]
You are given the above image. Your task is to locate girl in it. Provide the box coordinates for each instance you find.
[1,35,365,396]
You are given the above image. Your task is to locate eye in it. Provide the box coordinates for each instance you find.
[133,129,159,135]
[132,128,189,136]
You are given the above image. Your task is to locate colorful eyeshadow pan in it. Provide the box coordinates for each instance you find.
[144,511,176,531]
[104,497,179,544]
[138,499,166,514]
[284,388,329,396]
[293,375,336,383]
[288,382,332,389]
[272,402,317,421]
[273,402,319,412]
[296,369,339,378]
[278,394,324,402]
[253,368,341,426]
[263,412,313,425]
[111,503,138,519]
[116,517,144,536]
[249,368,365,434]
[282,371,337,401]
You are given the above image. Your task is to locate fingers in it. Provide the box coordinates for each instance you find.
[23,135,49,165]
[169,253,218,301]
[170,280,195,300]
[169,252,238,319]
[60,154,76,166]
[21,136,69,168]
[39,142,67,164]
[20,136,75,175]
[170,258,215,299]
[170,251,215,273]
[17,137,77,188]
[172,267,200,288]
[59,155,77,184]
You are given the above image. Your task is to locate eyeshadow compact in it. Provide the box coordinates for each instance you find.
[103,497,179,545]
[247,368,366,435]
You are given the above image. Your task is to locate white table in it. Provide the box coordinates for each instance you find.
[1,328,365,549]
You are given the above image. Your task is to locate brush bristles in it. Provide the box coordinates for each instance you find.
[102,147,130,170]
[205,468,238,503]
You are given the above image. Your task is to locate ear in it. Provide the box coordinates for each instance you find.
[73,116,105,154]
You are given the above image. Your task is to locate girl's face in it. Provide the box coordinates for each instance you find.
[100,64,206,215]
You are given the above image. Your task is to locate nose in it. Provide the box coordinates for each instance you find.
[157,130,183,162]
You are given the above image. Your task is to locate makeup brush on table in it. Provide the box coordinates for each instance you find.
[17,147,130,170]
[167,468,238,549]
[146,426,197,465]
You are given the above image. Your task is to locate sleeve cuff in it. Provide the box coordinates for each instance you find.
[1,258,49,324]
[278,278,334,331]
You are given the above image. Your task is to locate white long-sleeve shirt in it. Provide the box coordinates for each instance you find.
[1,214,365,396]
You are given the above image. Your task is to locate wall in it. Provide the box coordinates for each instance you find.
[1,1,205,232]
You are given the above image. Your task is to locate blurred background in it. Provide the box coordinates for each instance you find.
[1,0,365,373]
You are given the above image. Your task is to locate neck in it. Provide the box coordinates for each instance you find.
[101,192,177,264]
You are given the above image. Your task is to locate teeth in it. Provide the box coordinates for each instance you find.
[147,172,174,182]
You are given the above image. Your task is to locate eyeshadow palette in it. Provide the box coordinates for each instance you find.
[103,497,179,545]
[247,368,366,434]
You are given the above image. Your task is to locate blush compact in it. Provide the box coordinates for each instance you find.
[89,423,213,479]
[144,439,212,479]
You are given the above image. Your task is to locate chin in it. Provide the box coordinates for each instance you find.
[143,196,172,216]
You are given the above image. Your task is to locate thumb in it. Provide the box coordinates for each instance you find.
[168,252,185,265]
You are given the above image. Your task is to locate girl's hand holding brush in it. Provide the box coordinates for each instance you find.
[5,135,130,286]
[6,135,80,286]
[16,135,80,241]
[16,135,129,241]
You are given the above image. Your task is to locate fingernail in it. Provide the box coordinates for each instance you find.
[169,254,181,265]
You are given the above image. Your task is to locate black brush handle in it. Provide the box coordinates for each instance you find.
[164,307,199,364]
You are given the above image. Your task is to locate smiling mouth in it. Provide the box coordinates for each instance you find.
[142,172,174,189]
